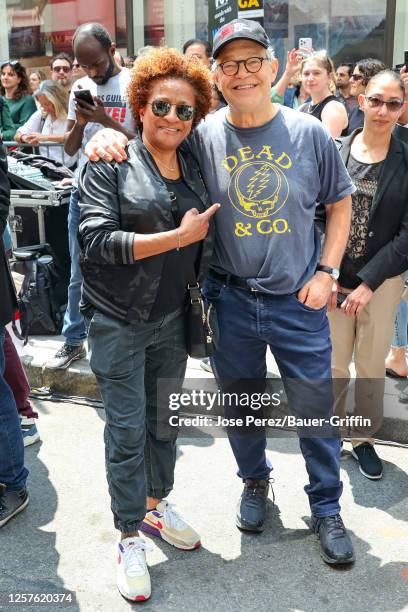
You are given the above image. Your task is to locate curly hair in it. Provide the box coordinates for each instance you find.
[127,47,212,130]
[0,61,31,100]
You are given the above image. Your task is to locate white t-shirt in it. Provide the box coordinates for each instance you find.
[17,109,77,168]
[67,68,134,178]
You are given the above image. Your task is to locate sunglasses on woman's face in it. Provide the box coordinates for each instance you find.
[365,95,404,112]
[147,100,196,121]
[350,74,364,81]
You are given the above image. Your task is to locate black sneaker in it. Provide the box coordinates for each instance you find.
[311,514,355,565]
[0,486,29,528]
[236,478,271,532]
[352,443,383,480]
[45,343,86,370]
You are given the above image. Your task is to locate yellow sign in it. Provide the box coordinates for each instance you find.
[238,0,261,8]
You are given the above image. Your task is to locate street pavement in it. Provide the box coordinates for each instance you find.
[1,398,408,612]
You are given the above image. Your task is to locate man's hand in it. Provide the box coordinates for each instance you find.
[179,204,220,246]
[75,97,109,127]
[341,282,373,317]
[84,128,129,162]
[297,271,333,309]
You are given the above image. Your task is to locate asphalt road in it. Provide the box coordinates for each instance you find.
[1,399,407,612]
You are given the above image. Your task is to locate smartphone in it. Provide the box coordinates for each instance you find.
[405,50,408,72]
[74,89,95,106]
[299,38,313,56]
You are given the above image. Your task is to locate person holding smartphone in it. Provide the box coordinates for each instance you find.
[328,70,408,480]
[46,22,135,370]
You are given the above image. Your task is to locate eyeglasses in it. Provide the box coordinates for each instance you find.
[216,56,269,76]
[147,100,196,121]
[364,95,404,112]
[72,63,80,69]
[52,65,71,73]
[350,74,364,82]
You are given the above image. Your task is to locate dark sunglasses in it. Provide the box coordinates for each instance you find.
[350,74,364,81]
[72,63,80,69]
[147,100,196,121]
[1,60,21,70]
[365,95,404,112]
[52,65,71,73]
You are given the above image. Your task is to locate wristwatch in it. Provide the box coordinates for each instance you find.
[316,264,340,280]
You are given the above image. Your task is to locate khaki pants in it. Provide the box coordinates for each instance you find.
[328,275,404,446]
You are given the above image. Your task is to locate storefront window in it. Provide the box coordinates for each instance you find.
[264,0,387,77]
[393,0,408,68]
[144,0,164,47]
[2,0,126,68]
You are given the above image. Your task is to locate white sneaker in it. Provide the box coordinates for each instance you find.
[141,500,201,550]
[116,536,153,602]
[20,417,40,447]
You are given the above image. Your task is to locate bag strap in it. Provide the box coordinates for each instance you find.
[169,192,200,294]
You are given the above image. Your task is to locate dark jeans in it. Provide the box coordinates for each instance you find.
[203,277,342,518]
[88,309,187,533]
[0,327,28,492]
[3,330,37,419]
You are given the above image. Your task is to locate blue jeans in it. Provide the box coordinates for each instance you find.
[392,298,408,348]
[203,278,342,517]
[61,187,87,346]
[0,327,28,492]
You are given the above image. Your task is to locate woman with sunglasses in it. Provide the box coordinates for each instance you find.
[346,58,386,134]
[0,61,36,131]
[299,52,349,137]
[71,58,86,81]
[327,70,408,481]
[78,48,219,602]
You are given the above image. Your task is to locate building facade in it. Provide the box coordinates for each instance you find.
[0,1,407,74]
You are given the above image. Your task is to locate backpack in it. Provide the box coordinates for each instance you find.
[10,244,64,343]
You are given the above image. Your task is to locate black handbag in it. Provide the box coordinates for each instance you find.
[170,192,217,358]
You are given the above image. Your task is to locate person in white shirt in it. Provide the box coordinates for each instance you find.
[15,79,76,168]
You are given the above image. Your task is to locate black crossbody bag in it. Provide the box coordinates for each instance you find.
[169,192,217,358]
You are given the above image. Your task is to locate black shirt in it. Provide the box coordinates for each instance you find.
[339,153,384,289]
[149,176,204,321]
[300,95,349,137]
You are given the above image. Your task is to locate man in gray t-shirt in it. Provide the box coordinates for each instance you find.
[84,19,356,567]
[190,104,353,295]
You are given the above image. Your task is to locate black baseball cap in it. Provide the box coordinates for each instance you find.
[212,19,270,59]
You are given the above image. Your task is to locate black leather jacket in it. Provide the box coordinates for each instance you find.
[78,135,214,324]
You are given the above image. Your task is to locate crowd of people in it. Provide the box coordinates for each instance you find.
[1,17,408,604]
